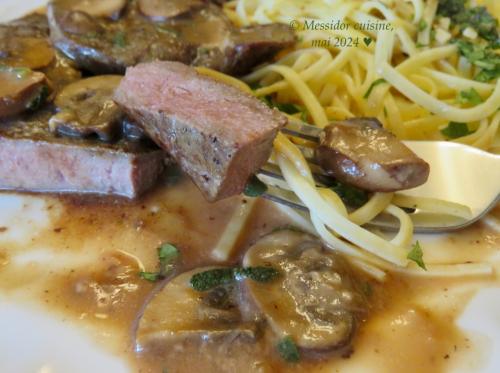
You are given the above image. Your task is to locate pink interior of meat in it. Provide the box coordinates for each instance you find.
[117,61,284,144]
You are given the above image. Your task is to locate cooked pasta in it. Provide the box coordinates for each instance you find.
[202,0,499,279]
[223,0,500,150]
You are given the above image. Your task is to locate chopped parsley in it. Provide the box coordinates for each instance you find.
[437,0,466,19]
[437,1,498,42]
[436,1,499,82]
[330,181,369,208]
[407,241,427,270]
[457,88,483,105]
[113,31,127,48]
[475,65,500,83]
[277,336,300,363]
[139,243,180,282]
[234,267,280,282]
[274,102,304,115]
[244,175,268,197]
[440,121,473,139]
[252,84,309,121]
[190,266,280,292]
[418,20,428,32]
[456,40,500,82]
[190,268,235,291]
[363,78,387,99]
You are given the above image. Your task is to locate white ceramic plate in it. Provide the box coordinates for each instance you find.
[0,1,499,372]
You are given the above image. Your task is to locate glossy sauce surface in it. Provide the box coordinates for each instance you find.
[0,178,498,373]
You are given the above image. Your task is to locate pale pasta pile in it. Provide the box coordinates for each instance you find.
[203,0,499,280]
[224,0,500,151]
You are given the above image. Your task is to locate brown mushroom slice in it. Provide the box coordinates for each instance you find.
[71,0,127,19]
[49,75,123,141]
[243,230,366,351]
[139,0,205,20]
[315,118,430,192]
[56,10,104,35]
[0,67,49,118]
[0,37,55,70]
[136,268,258,350]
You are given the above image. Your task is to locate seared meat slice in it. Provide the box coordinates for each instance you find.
[315,118,430,192]
[0,112,164,198]
[114,61,287,201]
[47,0,295,75]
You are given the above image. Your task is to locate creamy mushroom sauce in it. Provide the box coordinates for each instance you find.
[0,175,498,373]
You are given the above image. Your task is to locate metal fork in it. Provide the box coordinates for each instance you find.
[258,120,500,233]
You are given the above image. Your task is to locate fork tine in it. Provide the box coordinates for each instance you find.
[259,162,332,187]
[295,144,317,164]
[283,119,322,142]
[262,185,309,212]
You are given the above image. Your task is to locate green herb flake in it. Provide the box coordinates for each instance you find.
[274,102,302,115]
[138,243,179,282]
[277,336,300,363]
[407,241,427,270]
[190,268,235,292]
[455,7,498,42]
[440,121,472,139]
[457,88,483,105]
[437,0,498,40]
[244,175,268,197]
[418,19,428,32]
[255,91,309,120]
[258,95,273,108]
[475,66,500,83]
[191,266,280,292]
[234,266,280,283]
[437,0,466,19]
[330,181,369,208]
[139,272,161,282]
[363,78,387,99]
[249,82,263,91]
[158,243,180,277]
[456,40,500,79]
[113,31,127,48]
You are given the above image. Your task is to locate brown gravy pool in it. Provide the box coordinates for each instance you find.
[0,177,498,373]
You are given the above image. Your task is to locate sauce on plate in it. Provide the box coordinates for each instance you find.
[0,177,498,372]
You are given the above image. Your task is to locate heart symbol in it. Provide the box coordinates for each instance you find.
[363,37,372,47]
